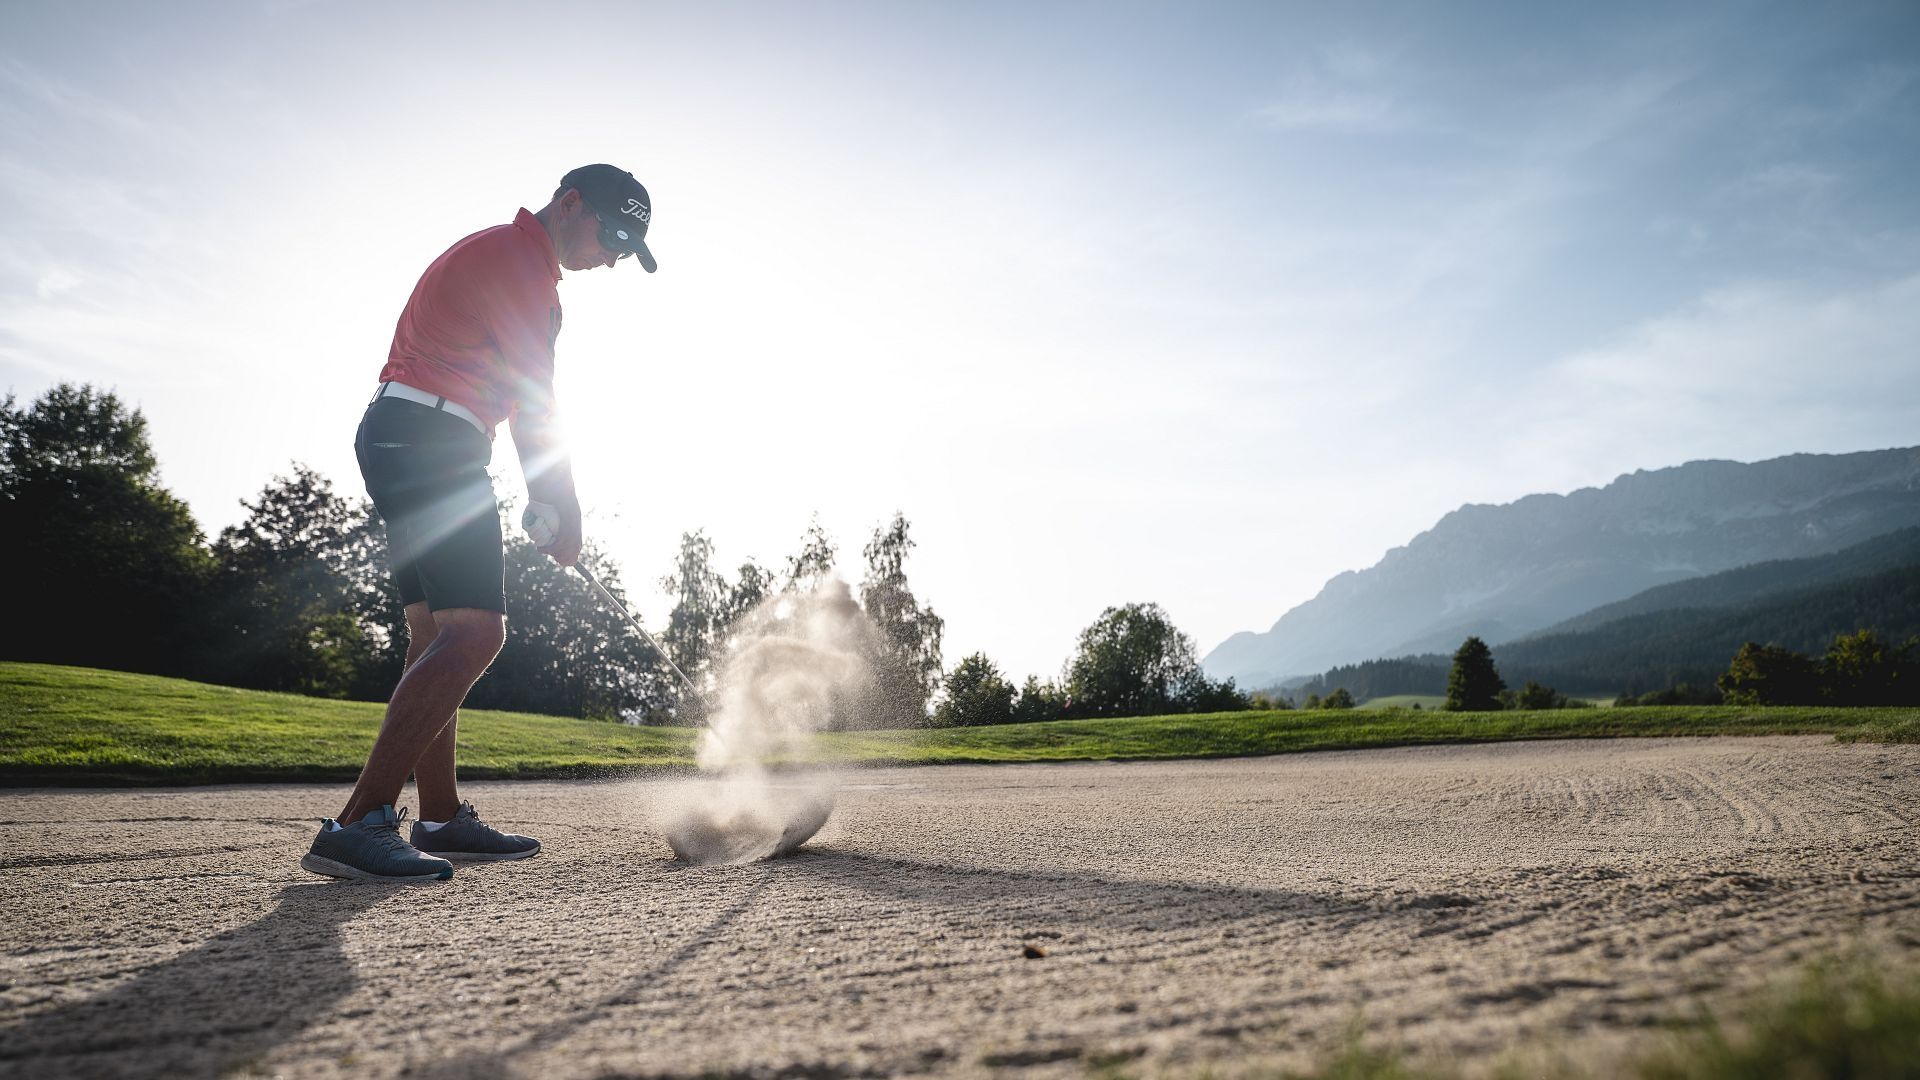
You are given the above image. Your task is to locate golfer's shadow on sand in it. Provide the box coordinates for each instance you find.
[404,851,1392,1080]
[784,849,1383,934]
[408,871,772,1080]
[0,881,390,1079]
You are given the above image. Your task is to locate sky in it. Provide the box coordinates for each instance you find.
[3,1,1918,684]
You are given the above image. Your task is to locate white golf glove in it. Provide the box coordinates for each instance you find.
[522,501,560,549]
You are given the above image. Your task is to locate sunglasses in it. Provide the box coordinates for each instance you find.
[590,208,640,260]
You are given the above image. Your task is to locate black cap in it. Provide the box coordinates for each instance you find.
[560,163,656,273]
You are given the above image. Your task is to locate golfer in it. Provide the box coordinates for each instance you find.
[302,164,657,882]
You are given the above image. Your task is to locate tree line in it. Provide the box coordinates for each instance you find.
[1,384,664,715]
[933,602,1250,727]
[1441,632,1920,710]
[1492,565,1920,695]
[2,383,1252,726]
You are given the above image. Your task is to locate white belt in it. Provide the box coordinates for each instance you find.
[372,381,486,434]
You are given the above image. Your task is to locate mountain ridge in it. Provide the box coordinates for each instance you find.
[1204,446,1920,688]
[1285,527,1920,702]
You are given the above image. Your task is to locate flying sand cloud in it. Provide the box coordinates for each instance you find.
[658,580,872,865]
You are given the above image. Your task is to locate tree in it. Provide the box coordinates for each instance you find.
[207,465,393,697]
[1716,642,1822,706]
[1321,687,1355,709]
[660,530,729,686]
[1065,602,1205,717]
[1011,675,1065,724]
[722,560,775,633]
[1445,636,1505,711]
[472,530,673,720]
[783,515,837,594]
[1515,681,1561,710]
[1617,683,1722,707]
[658,530,781,715]
[856,513,944,727]
[933,653,1015,727]
[336,504,408,699]
[0,384,213,674]
[1175,668,1253,712]
[1819,629,1915,706]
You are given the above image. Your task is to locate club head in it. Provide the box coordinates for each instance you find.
[770,790,836,857]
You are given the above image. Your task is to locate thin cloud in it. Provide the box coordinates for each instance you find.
[1518,274,1920,472]
[34,267,80,298]
[1254,85,1405,132]
[0,58,150,135]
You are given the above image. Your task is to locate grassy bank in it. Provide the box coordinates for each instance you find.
[1255,954,1920,1080]
[1357,694,1449,711]
[0,663,694,785]
[2,662,1915,785]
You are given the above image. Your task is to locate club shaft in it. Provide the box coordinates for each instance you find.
[575,563,701,698]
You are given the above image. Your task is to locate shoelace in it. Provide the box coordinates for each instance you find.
[367,807,414,853]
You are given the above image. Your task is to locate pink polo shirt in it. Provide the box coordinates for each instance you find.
[379,208,562,433]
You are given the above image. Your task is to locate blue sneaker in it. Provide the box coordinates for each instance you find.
[410,801,541,862]
[301,805,453,882]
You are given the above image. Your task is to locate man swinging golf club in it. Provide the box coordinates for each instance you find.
[302,164,656,882]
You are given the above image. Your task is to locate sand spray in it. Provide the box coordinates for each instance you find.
[658,579,877,864]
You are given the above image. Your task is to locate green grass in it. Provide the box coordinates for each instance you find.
[1357,694,1448,711]
[0,662,694,785]
[1360,694,1621,710]
[2,661,1916,785]
[1257,954,1920,1080]
[1633,957,1920,1080]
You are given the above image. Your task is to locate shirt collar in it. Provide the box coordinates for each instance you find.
[513,207,561,283]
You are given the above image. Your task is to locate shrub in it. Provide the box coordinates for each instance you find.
[933,653,1015,727]
[1718,642,1824,705]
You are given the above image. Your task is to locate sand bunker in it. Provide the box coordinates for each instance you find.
[4,737,1916,1078]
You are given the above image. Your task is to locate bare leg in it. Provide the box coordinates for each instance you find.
[414,710,462,824]
[338,605,503,826]
[396,604,464,824]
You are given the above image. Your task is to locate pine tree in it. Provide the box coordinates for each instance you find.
[1445,636,1506,711]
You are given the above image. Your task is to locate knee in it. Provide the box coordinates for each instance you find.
[434,613,506,666]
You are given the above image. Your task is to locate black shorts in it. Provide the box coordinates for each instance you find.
[355,396,505,614]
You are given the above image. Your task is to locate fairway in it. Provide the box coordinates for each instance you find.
[1357,693,1449,710]
[4,662,1918,785]
[1,738,1915,1078]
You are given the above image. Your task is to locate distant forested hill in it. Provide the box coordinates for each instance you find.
[1289,656,1448,703]
[1286,540,1920,701]
[1524,527,1920,640]
[1496,563,1920,694]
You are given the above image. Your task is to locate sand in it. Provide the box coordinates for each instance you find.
[1,736,1916,1078]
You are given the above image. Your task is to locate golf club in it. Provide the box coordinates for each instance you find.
[573,563,701,700]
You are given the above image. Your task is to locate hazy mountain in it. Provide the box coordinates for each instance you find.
[1203,446,1920,688]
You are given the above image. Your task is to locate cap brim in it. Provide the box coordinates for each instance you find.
[633,239,657,273]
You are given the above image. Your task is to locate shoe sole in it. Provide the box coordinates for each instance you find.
[301,852,453,882]
[417,844,541,863]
